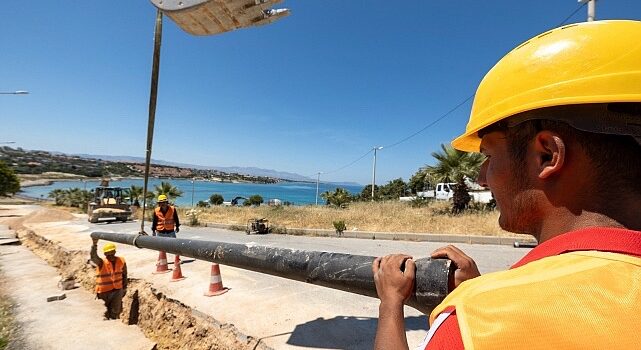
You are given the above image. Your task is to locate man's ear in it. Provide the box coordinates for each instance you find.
[534,131,565,179]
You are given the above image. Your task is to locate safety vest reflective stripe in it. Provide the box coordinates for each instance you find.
[96,279,123,286]
[95,257,125,293]
[155,206,175,231]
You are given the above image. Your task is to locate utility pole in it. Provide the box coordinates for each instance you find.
[315,172,322,205]
[371,147,383,201]
[579,0,596,22]
[191,177,195,207]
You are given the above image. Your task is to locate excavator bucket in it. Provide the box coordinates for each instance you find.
[149,0,290,36]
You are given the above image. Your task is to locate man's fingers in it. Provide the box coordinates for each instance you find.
[372,257,382,274]
[403,258,416,280]
[431,245,473,268]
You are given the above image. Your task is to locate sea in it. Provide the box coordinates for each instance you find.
[19,178,364,206]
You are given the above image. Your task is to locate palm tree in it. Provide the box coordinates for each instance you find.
[129,185,143,206]
[425,144,485,214]
[153,181,184,202]
[424,144,485,183]
[321,188,352,208]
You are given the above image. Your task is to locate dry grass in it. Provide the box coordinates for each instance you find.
[182,201,518,237]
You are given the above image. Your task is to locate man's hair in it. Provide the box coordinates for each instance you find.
[480,103,641,194]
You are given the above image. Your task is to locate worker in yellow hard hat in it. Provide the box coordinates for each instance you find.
[91,237,127,320]
[152,194,180,237]
[373,20,641,349]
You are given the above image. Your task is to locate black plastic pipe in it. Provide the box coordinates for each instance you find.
[91,231,453,314]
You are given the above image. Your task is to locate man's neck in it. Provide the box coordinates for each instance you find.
[537,204,641,243]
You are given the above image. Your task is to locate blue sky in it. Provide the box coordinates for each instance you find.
[2,1,640,185]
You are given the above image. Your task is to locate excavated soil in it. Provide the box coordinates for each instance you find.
[11,212,270,350]
[7,208,76,228]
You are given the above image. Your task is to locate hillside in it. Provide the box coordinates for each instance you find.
[0,147,285,184]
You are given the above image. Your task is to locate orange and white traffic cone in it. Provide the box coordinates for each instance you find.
[153,251,171,274]
[204,263,228,296]
[170,255,185,282]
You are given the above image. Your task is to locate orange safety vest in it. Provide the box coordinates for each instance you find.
[155,206,176,231]
[429,251,641,349]
[95,257,125,293]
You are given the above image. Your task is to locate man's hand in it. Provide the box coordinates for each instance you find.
[372,254,415,307]
[92,237,99,245]
[175,227,180,234]
[431,245,481,288]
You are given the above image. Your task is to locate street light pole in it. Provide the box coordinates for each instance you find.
[371,147,383,201]
[315,172,322,205]
[191,177,195,207]
[578,0,596,22]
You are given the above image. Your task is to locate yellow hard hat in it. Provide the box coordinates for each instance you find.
[103,243,116,254]
[157,194,168,202]
[452,20,641,152]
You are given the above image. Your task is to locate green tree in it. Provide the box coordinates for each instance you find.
[359,184,380,201]
[247,194,264,206]
[425,144,484,213]
[48,189,66,205]
[48,188,93,208]
[321,188,352,208]
[408,169,434,194]
[196,200,210,208]
[452,178,472,214]
[425,144,485,183]
[153,181,184,202]
[129,185,143,205]
[379,178,408,200]
[0,161,20,196]
[209,193,224,206]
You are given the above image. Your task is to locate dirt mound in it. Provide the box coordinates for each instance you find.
[8,208,76,230]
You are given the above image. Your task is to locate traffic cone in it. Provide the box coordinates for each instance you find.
[170,255,185,282]
[153,251,171,274]
[204,263,228,296]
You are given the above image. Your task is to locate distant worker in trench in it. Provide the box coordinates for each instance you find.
[91,238,127,320]
[373,20,641,349]
[152,194,180,237]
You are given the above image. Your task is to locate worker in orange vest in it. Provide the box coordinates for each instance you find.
[152,194,181,237]
[373,20,641,349]
[91,237,127,320]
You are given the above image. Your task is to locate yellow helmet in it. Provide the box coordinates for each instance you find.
[103,243,116,254]
[452,20,641,152]
[157,194,168,202]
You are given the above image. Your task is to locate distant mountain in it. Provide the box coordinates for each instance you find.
[72,153,321,183]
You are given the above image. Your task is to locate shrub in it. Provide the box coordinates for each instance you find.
[48,188,93,209]
[409,196,431,208]
[209,193,224,206]
[322,188,352,208]
[333,220,347,236]
[196,200,210,208]
[186,209,200,226]
[247,194,264,206]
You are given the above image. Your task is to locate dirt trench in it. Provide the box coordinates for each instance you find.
[16,229,271,350]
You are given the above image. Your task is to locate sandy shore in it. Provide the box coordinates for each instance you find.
[19,179,54,188]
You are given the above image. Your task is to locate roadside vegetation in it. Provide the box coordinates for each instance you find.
[179,201,513,236]
[0,276,16,350]
[0,161,20,197]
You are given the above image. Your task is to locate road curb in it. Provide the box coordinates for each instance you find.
[204,222,536,246]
